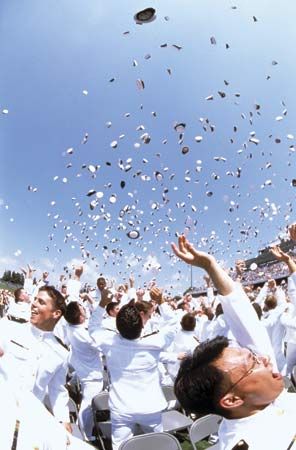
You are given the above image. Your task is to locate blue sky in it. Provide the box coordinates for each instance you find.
[1,0,296,293]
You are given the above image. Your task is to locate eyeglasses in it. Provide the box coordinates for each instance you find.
[222,349,269,397]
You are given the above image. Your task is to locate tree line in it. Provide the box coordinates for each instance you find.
[1,270,25,285]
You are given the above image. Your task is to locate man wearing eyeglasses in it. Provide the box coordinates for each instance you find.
[172,232,296,450]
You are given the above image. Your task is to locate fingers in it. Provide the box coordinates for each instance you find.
[171,242,181,257]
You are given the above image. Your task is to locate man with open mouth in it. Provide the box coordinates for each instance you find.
[172,230,296,450]
[0,285,71,433]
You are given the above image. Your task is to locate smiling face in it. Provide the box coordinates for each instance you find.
[214,346,284,414]
[30,290,62,331]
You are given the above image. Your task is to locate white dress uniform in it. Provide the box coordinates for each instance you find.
[7,300,31,321]
[262,304,287,374]
[204,314,234,341]
[66,323,104,439]
[166,329,199,379]
[216,283,296,450]
[0,381,92,450]
[89,303,178,450]
[101,314,117,332]
[0,318,69,422]
[280,273,296,374]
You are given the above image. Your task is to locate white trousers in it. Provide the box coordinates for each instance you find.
[79,379,103,439]
[111,410,163,450]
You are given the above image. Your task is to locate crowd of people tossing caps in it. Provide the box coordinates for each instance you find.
[2,225,296,449]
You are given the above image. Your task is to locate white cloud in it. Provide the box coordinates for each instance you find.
[142,254,161,273]
[124,253,139,268]
[39,258,55,271]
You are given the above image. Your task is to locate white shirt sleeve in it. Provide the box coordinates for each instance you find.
[219,282,277,367]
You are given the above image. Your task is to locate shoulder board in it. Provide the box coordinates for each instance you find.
[54,336,69,351]
[141,330,159,339]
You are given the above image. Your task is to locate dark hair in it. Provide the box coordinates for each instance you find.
[134,299,153,315]
[215,303,224,317]
[14,287,24,303]
[116,301,143,339]
[252,302,262,320]
[106,301,120,316]
[181,313,196,331]
[97,277,106,286]
[64,301,81,325]
[38,285,66,316]
[203,306,214,321]
[174,336,230,417]
[177,302,186,310]
[264,295,277,311]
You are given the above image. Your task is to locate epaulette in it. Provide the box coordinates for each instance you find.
[54,336,69,351]
[141,330,159,339]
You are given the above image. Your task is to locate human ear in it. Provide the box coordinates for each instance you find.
[53,309,62,320]
[219,393,244,410]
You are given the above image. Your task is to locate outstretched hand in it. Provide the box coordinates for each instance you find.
[171,235,215,270]
[20,264,36,278]
[270,246,291,263]
[150,286,163,305]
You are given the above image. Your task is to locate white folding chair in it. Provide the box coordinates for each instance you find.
[68,397,87,441]
[118,431,183,450]
[92,391,111,450]
[162,409,193,433]
[162,385,180,411]
[189,414,222,450]
[161,384,193,432]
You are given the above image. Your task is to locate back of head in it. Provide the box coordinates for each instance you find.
[116,301,143,339]
[264,294,277,311]
[181,313,196,331]
[64,301,81,325]
[174,336,230,416]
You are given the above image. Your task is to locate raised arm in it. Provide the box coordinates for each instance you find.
[171,235,234,295]
[172,235,276,361]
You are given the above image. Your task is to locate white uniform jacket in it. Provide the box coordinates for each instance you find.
[0,318,69,422]
[66,323,103,382]
[89,303,178,415]
[217,283,296,450]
